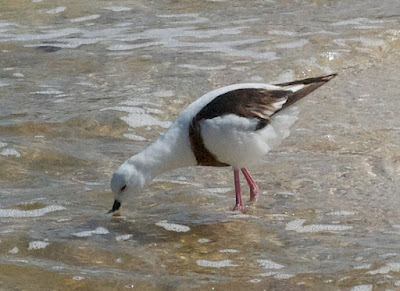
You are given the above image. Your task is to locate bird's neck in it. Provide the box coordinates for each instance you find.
[130,122,197,185]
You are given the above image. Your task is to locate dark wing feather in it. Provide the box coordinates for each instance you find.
[189,73,337,166]
[189,88,290,166]
[275,73,337,111]
[194,88,290,129]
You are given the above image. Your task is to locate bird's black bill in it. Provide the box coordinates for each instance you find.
[108,200,121,214]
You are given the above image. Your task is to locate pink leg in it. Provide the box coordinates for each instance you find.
[241,168,259,202]
[233,168,244,211]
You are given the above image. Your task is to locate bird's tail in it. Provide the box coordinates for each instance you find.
[275,73,337,109]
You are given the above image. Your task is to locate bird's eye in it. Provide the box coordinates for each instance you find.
[120,185,127,192]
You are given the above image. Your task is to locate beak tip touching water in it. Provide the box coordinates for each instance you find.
[108,200,121,214]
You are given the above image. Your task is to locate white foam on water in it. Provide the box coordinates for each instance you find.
[122,112,172,128]
[219,249,239,253]
[0,205,66,218]
[197,238,210,243]
[155,220,190,232]
[350,285,372,291]
[70,14,100,23]
[0,142,8,148]
[274,274,294,279]
[106,106,171,128]
[73,276,85,281]
[367,263,400,275]
[321,51,341,61]
[123,133,146,141]
[178,64,227,71]
[27,37,103,49]
[56,218,71,223]
[115,234,133,241]
[8,247,19,254]
[327,211,357,216]
[103,6,132,12]
[232,213,259,219]
[154,90,175,98]
[275,191,296,196]
[380,252,396,258]
[331,18,369,26]
[249,279,261,283]
[153,178,202,187]
[258,272,278,277]
[0,148,20,157]
[32,89,64,95]
[350,37,386,47]
[104,24,276,59]
[73,226,109,237]
[12,73,24,78]
[157,13,199,18]
[28,241,49,250]
[208,188,231,194]
[0,80,10,87]
[357,25,383,29]
[250,75,264,82]
[107,42,162,51]
[268,30,297,36]
[257,259,285,269]
[73,230,93,237]
[47,7,66,14]
[1,229,14,234]
[92,227,109,235]
[353,264,372,270]
[121,99,160,107]
[285,219,353,233]
[11,27,81,42]
[196,259,239,268]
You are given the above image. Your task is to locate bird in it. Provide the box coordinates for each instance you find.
[109,73,337,213]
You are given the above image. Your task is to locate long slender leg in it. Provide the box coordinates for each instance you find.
[233,168,244,211]
[241,168,259,202]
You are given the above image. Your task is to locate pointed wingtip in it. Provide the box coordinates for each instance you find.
[301,73,338,84]
[274,73,338,87]
[321,73,338,81]
[276,73,337,109]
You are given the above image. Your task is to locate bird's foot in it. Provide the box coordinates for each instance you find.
[232,204,246,213]
[249,184,259,198]
[248,186,259,206]
[249,194,258,205]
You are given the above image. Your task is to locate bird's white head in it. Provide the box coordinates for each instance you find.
[108,158,147,214]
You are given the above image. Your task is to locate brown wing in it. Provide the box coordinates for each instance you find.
[189,73,337,166]
[193,88,290,130]
[189,88,290,166]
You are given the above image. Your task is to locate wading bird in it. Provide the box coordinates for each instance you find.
[109,74,336,213]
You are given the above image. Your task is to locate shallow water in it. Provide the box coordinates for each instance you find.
[1,0,400,289]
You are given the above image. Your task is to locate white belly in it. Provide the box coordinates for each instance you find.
[200,106,300,168]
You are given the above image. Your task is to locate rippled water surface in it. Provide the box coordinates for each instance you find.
[1,0,400,290]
